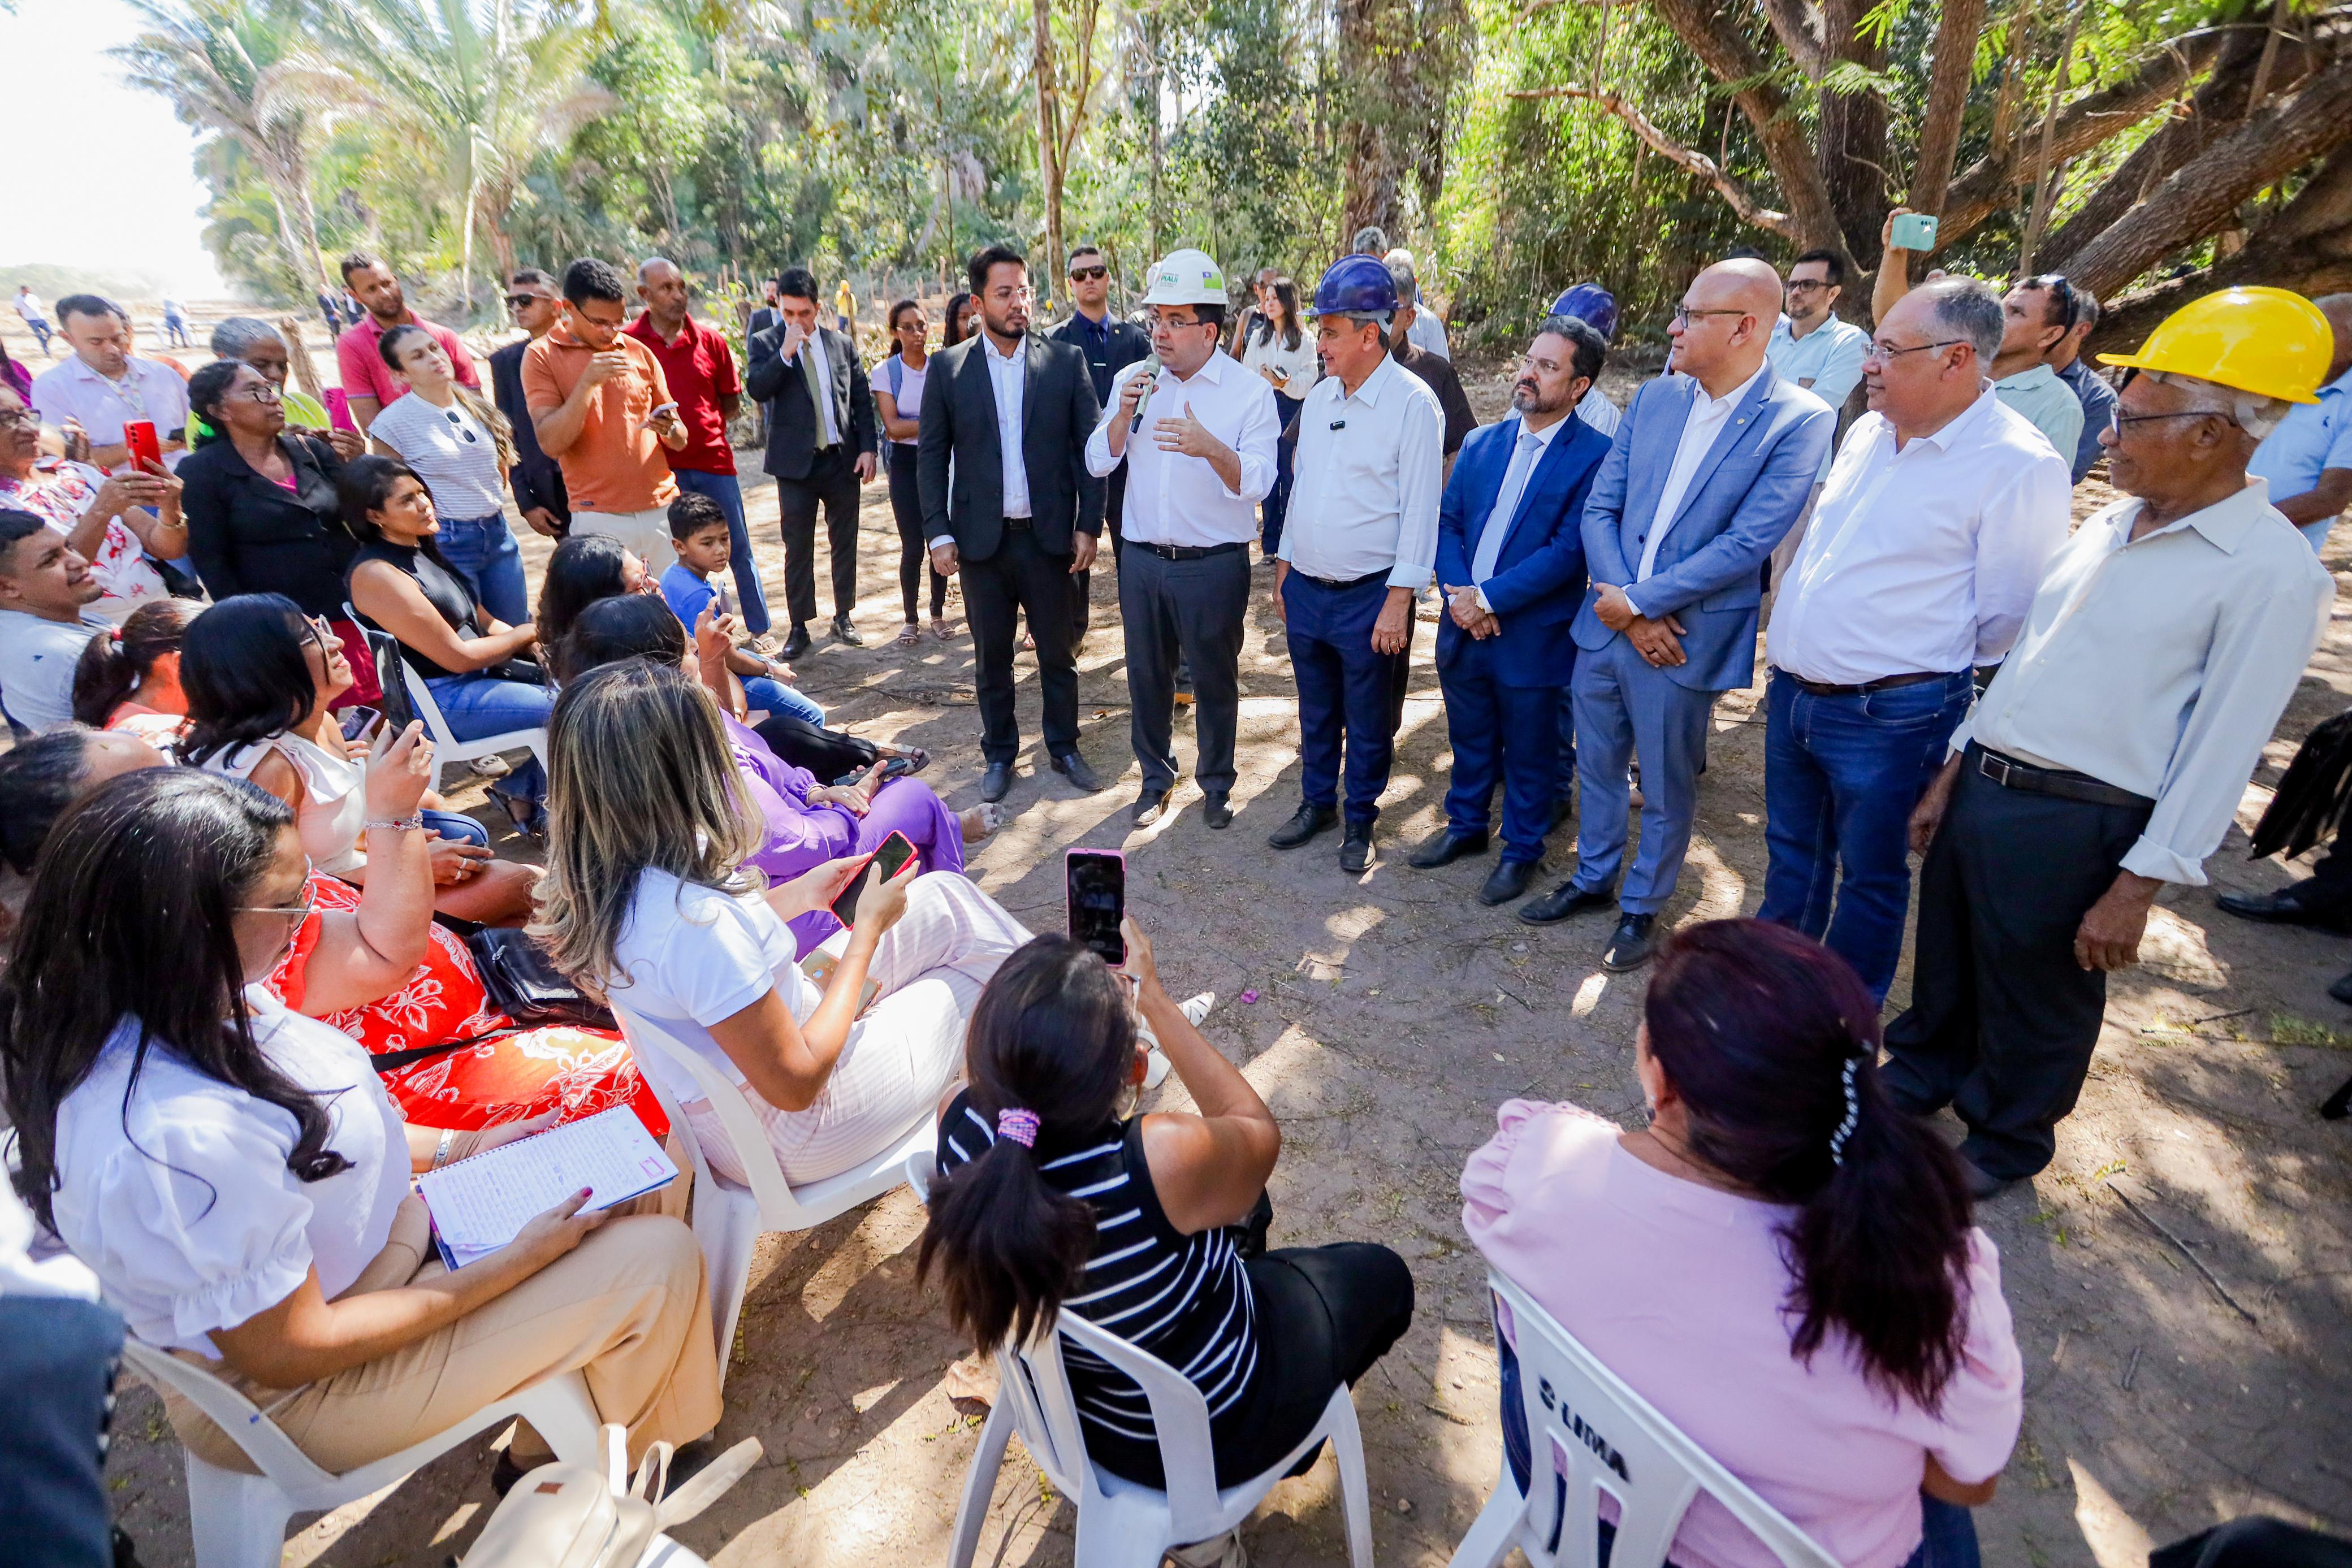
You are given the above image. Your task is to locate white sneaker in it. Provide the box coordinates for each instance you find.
[1167,1532,1248,1568]
[467,753,511,779]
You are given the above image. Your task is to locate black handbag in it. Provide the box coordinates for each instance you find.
[462,926,615,1030]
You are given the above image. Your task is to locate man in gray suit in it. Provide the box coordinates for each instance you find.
[1520,259,1834,969]
[746,266,876,658]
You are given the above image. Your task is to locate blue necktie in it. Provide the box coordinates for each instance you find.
[1472,427,1543,583]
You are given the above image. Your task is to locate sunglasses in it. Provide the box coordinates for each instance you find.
[1068,266,1108,281]
[2024,273,2079,335]
[505,293,549,309]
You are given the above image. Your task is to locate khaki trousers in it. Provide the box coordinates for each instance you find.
[165,1197,721,1475]
[572,506,676,573]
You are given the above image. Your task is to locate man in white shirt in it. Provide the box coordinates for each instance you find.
[0,513,110,732]
[1270,255,1445,873]
[14,286,54,356]
[1089,250,1279,829]
[1886,287,2337,1198]
[1761,277,2071,1003]
[28,295,193,472]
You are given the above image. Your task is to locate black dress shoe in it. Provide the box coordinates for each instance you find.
[1516,881,1616,926]
[1201,792,1234,829]
[1132,787,1170,825]
[980,763,1014,803]
[831,614,865,647]
[778,624,811,661]
[1601,912,1657,972]
[2215,881,2352,931]
[1408,829,1490,869]
[1050,751,1105,792]
[1479,859,1537,906]
[1956,1154,2020,1202]
[1339,821,1375,873]
[1268,802,1338,850]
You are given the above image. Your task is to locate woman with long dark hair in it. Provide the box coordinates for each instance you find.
[919,926,1413,1524]
[1239,276,1315,558]
[70,595,200,742]
[341,454,551,835]
[368,323,528,625]
[875,299,952,644]
[180,593,533,925]
[0,766,720,1485]
[942,291,980,347]
[1461,919,2022,1568]
[535,531,659,656]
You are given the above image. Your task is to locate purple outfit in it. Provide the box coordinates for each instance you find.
[723,712,966,952]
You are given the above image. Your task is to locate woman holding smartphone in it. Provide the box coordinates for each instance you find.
[874,300,951,646]
[534,657,1031,1185]
[369,323,529,626]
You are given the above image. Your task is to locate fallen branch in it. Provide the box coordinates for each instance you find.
[1507,83,1795,236]
[2105,1181,2260,1324]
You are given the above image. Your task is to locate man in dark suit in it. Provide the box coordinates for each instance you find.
[1047,242,1152,643]
[488,268,570,539]
[1417,315,1614,906]
[746,266,875,659]
[1520,259,1834,969]
[919,244,1108,803]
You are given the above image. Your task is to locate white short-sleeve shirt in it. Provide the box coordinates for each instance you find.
[50,990,412,1355]
[368,391,508,519]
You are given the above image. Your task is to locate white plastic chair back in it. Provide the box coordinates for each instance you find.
[122,1336,600,1568]
[352,605,547,783]
[1447,1271,1839,1568]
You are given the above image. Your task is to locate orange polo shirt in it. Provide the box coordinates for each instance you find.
[520,324,678,514]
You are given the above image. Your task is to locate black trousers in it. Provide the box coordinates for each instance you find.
[775,445,861,627]
[1070,465,1127,643]
[753,712,882,782]
[1087,1240,1415,1491]
[964,522,1081,765]
[1121,544,1250,796]
[886,444,948,622]
[1882,750,2154,1181]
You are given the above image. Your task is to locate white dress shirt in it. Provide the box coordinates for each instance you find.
[29,356,194,471]
[982,334,1031,518]
[1086,350,1278,547]
[1767,391,2071,685]
[1468,414,1567,608]
[1574,384,1620,438]
[799,328,840,447]
[1631,361,1767,603]
[1278,354,1444,589]
[1955,477,2334,885]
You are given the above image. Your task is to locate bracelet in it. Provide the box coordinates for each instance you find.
[365,813,426,834]
[430,1127,457,1169]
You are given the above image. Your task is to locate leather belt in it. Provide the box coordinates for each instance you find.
[1002,517,1032,531]
[1970,744,2154,810]
[1783,669,1960,698]
[1132,540,1244,561]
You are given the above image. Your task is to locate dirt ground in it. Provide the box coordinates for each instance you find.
[21,310,2350,1567]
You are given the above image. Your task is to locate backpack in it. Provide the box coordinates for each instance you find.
[461,1427,762,1568]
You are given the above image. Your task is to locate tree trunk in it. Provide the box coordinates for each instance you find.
[2018,0,2092,274]
[1337,0,1407,242]
[259,134,331,305]
[1032,0,1066,289]
[1910,0,1990,220]
[1818,0,1892,262]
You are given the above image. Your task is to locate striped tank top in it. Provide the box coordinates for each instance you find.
[937,1091,1261,1446]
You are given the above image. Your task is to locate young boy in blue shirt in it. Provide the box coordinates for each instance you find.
[660,492,827,725]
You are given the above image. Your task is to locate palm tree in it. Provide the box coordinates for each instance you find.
[304,0,608,316]
[113,0,334,303]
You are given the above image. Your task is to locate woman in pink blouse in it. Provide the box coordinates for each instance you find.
[1461,919,2022,1568]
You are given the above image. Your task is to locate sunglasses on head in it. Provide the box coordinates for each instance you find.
[2025,273,2079,335]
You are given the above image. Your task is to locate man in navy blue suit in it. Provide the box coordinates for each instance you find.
[1415,314,1614,905]
[1520,260,1834,969]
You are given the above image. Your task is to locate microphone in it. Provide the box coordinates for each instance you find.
[1126,355,1162,433]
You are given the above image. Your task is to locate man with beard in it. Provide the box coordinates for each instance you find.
[332,251,480,432]
[1416,314,1615,906]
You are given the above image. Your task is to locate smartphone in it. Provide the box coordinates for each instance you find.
[829,830,918,926]
[1890,212,1940,252]
[123,419,161,471]
[642,401,679,430]
[1066,848,1126,965]
[325,387,357,433]
[339,705,384,744]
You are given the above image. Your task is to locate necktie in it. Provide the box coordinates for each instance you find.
[799,335,835,448]
[1471,427,1543,583]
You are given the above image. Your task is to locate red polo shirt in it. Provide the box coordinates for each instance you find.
[621,311,740,475]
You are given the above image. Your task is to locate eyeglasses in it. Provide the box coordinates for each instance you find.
[1067,266,1108,282]
[1784,279,1831,294]
[236,864,319,922]
[1670,306,1749,328]
[241,383,283,404]
[0,407,37,430]
[1862,337,1968,364]
[1149,316,1213,333]
[2113,408,2224,431]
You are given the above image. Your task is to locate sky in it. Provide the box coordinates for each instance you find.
[3,0,228,297]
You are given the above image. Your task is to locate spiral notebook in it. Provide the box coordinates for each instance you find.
[417,1107,677,1270]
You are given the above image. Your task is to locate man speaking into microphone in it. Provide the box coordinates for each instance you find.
[1087,249,1281,828]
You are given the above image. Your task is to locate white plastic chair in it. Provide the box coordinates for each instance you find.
[1445,1271,1839,1568]
[353,610,547,787]
[948,1309,1376,1568]
[121,1336,600,1568]
[610,998,932,1387]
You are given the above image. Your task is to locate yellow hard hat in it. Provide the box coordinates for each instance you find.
[2097,285,2333,404]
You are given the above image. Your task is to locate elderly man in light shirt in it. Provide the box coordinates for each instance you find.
[1884,288,2337,1199]
[1761,277,2071,1004]
[29,295,193,473]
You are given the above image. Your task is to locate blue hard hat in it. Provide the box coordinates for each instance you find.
[1549,284,1619,343]
[1311,254,1399,317]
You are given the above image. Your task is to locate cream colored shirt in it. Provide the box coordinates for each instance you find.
[1955,477,2334,885]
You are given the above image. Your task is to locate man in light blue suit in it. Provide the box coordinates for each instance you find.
[1520,260,1834,970]
[1416,314,1614,906]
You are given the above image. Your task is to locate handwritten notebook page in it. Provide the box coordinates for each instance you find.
[418,1106,677,1267]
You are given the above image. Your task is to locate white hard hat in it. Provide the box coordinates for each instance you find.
[1138,249,1227,307]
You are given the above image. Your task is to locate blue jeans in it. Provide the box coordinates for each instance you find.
[0,1296,123,1568]
[1758,670,1974,1002]
[425,674,552,802]
[672,469,772,635]
[434,512,530,628]
[1263,393,1303,557]
[1498,1335,1979,1568]
[422,807,488,847]
[742,674,824,726]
